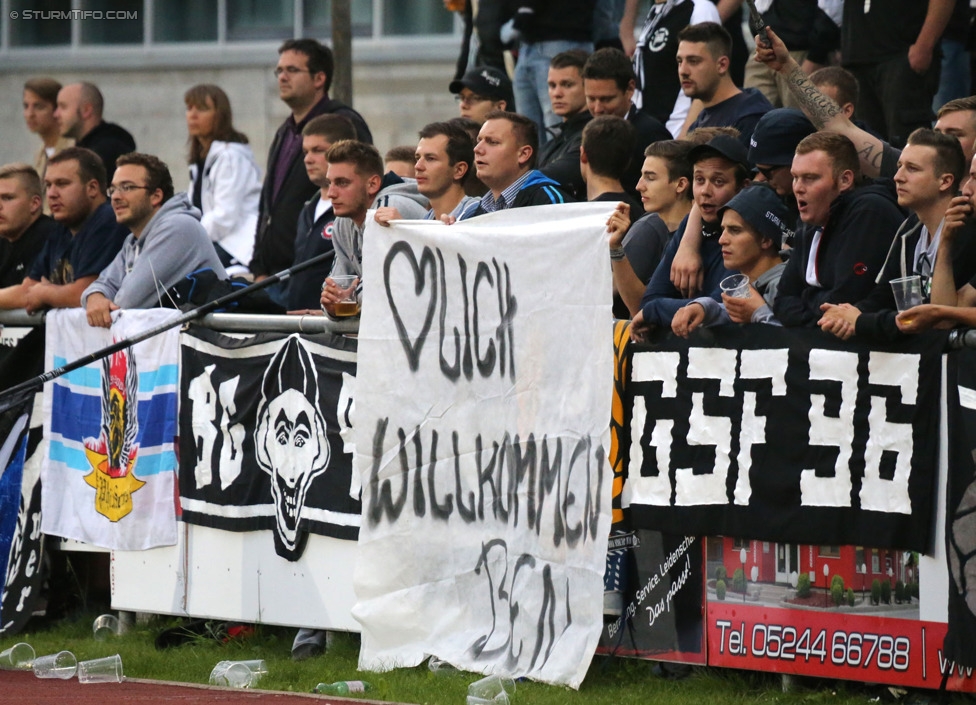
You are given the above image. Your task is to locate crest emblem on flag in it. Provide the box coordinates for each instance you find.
[83,348,145,522]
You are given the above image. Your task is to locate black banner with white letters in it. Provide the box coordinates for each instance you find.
[625,326,945,552]
[178,327,359,560]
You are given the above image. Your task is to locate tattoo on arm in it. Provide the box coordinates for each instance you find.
[785,65,842,129]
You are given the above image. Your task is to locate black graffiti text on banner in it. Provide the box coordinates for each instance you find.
[626,326,945,552]
[178,327,359,561]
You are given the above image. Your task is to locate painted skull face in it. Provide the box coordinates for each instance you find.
[254,336,330,559]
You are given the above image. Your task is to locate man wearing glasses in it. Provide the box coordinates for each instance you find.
[449,66,514,125]
[250,39,372,306]
[82,152,225,327]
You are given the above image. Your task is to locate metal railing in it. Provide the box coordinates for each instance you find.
[0,309,360,335]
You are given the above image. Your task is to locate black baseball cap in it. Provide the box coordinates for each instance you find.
[749,109,815,166]
[719,184,793,248]
[449,66,515,109]
[688,134,750,172]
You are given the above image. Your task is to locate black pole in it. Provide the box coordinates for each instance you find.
[0,251,336,412]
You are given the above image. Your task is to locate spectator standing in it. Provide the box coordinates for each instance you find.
[680,22,773,148]
[624,0,721,136]
[840,0,954,148]
[184,84,261,275]
[23,77,73,211]
[742,0,840,109]
[450,66,516,124]
[251,39,372,306]
[511,0,596,144]
[538,50,593,199]
[583,47,672,202]
[54,82,136,183]
[286,114,358,313]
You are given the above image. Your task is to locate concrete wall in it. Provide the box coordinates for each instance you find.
[0,58,458,186]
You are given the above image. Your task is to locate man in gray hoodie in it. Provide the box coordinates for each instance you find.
[82,152,225,327]
[319,140,428,318]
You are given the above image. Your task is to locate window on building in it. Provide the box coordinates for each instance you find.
[304,0,375,37]
[9,0,71,46]
[154,1,219,42]
[3,0,457,50]
[819,546,840,558]
[81,0,142,44]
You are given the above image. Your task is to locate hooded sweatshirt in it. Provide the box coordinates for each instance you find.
[854,213,976,342]
[773,180,905,327]
[329,173,430,281]
[81,193,226,309]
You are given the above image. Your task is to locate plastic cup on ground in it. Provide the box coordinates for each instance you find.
[78,654,124,683]
[0,642,34,670]
[468,673,516,704]
[32,650,77,679]
[93,613,121,640]
[720,273,751,298]
[890,275,923,312]
[209,659,265,688]
[328,275,360,317]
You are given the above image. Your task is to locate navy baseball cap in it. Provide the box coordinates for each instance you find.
[688,134,750,172]
[719,184,793,248]
[749,109,815,166]
[449,66,515,109]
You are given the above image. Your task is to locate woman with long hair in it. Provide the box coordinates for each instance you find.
[185,84,261,274]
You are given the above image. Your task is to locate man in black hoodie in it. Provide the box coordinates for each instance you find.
[251,39,372,306]
[773,132,905,327]
[54,82,135,183]
[819,129,976,341]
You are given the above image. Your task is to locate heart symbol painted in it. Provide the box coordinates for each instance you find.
[384,241,438,371]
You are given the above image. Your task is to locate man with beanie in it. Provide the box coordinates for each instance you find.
[671,184,791,336]
[630,133,751,339]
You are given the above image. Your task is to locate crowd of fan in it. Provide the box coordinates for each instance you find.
[5,1,976,660]
[4,2,976,343]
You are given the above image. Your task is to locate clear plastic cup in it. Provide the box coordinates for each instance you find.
[327,275,360,317]
[209,659,266,688]
[890,275,923,312]
[32,650,77,679]
[92,613,122,640]
[78,654,124,683]
[467,673,516,704]
[0,642,34,670]
[720,273,751,298]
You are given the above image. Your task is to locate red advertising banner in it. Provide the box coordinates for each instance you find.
[707,602,976,692]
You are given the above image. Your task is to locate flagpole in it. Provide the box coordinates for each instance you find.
[0,251,337,412]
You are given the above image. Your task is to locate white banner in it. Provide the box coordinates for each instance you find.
[41,308,181,550]
[352,203,616,687]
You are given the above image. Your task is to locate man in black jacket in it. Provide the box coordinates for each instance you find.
[538,49,591,200]
[286,115,358,312]
[250,39,372,306]
[773,132,904,327]
[54,82,135,183]
[819,129,976,341]
[582,47,671,203]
